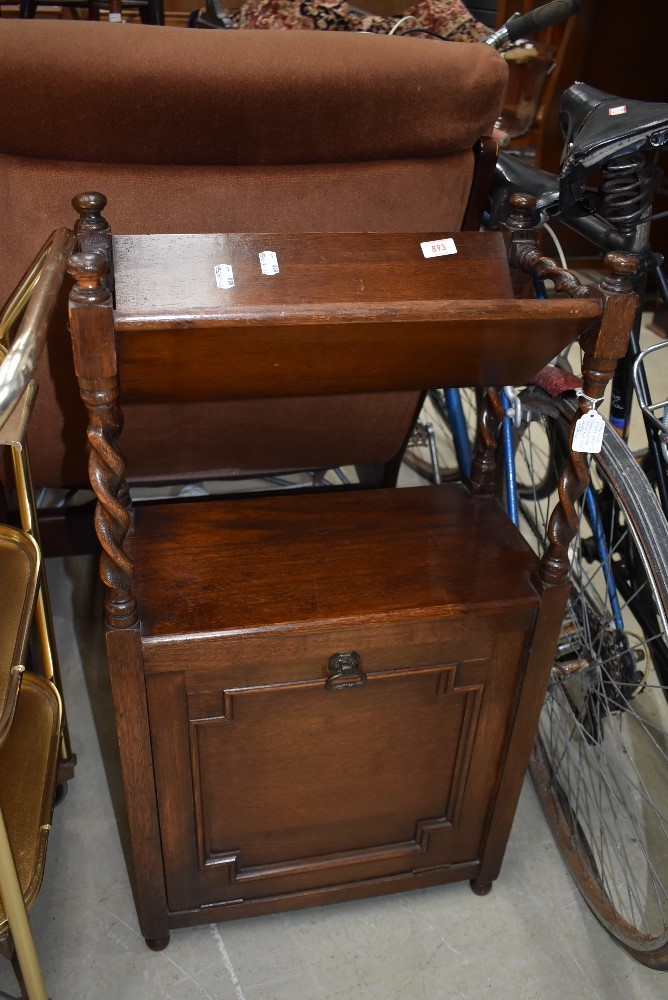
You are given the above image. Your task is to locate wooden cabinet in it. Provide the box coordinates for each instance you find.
[136,485,544,920]
[66,222,632,948]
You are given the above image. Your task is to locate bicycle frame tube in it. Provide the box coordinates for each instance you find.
[444,388,473,479]
[583,485,625,631]
[532,275,547,300]
[499,390,519,528]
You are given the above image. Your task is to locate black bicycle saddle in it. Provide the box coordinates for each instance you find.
[558,82,668,214]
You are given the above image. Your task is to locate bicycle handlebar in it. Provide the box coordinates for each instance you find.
[484,0,581,49]
[506,0,582,42]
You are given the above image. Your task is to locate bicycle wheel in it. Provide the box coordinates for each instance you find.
[515,388,668,969]
[403,388,479,483]
[514,399,566,501]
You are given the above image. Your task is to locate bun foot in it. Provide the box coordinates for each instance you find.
[145,935,170,951]
[470,878,493,896]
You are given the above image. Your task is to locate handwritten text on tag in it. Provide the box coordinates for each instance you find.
[214,264,235,289]
[259,250,279,275]
[572,410,605,453]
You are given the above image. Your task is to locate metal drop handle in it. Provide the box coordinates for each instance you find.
[325,651,367,691]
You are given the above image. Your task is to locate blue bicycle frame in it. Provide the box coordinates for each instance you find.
[444,380,624,632]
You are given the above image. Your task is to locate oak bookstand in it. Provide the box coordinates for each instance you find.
[66,193,637,949]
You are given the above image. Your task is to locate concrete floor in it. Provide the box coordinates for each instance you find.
[2,328,667,999]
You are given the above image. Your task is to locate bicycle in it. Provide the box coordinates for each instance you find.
[408,69,668,966]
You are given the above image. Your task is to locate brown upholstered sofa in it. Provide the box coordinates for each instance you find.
[0,20,506,498]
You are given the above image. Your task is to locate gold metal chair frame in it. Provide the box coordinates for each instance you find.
[0,228,76,773]
[0,227,75,1000]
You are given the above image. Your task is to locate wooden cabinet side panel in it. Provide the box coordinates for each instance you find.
[475,582,570,887]
[146,670,199,912]
[105,627,170,943]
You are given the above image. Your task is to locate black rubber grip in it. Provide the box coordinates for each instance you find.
[505,0,581,42]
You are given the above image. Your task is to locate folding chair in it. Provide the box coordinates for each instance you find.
[0,229,75,998]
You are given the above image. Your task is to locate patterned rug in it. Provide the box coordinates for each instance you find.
[201,0,492,41]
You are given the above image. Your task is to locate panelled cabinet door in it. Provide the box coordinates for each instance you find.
[146,614,536,916]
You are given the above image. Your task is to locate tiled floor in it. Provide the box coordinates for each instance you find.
[1,328,667,1000]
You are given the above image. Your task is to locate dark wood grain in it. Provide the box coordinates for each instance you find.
[111,230,600,402]
[114,304,599,402]
[130,485,539,646]
[112,232,515,315]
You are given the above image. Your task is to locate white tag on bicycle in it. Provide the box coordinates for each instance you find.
[214,264,234,289]
[259,250,279,275]
[608,104,627,116]
[572,410,605,453]
[420,238,457,259]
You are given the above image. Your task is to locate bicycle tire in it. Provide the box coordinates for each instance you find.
[514,388,668,969]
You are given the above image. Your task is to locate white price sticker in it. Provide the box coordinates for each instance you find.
[259,250,279,275]
[214,264,235,289]
[420,238,457,259]
[608,105,627,116]
[572,410,605,453]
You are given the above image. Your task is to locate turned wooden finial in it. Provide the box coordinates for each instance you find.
[68,251,112,314]
[72,191,108,234]
[68,250,109,298]
[507,192,540,230]
[600,251,640,294]
[72,192,114,291]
